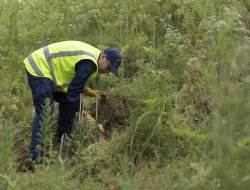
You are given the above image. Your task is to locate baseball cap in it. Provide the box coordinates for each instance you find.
[104,48,123,76]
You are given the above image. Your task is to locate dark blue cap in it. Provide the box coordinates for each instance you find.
[104,48,122,76]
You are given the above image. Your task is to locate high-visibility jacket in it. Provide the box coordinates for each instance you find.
[23,41,101,93]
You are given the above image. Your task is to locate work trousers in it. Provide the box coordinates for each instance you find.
[27,72,79,160]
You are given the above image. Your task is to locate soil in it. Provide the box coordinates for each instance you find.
[89,93,131,138]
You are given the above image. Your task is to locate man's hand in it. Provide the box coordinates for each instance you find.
[84,87,106,100]
[96,90,107,99]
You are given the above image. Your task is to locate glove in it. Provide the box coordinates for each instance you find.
[86,113,105,133]
[96,90,107,99]
[84,87,106,100]
[84,87,101,100]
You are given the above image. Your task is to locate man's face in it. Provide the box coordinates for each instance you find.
[98,53,111,74]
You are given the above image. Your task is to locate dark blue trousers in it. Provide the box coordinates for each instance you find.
[27,72,79,160]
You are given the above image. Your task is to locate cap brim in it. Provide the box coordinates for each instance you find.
[109,62,118,76]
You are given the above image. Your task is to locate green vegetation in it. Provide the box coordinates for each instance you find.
[0,0,250,189]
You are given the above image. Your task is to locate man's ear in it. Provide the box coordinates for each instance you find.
[101,52,107,59]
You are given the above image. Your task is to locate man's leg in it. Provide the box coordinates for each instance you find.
[56,101,79,139]
[27,72,54,160]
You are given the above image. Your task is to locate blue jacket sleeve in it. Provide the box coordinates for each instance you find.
[66,60,96,103]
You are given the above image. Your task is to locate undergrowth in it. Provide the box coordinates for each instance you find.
[0,0,249,190]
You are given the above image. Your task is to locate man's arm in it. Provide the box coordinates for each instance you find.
[66,60,96,103]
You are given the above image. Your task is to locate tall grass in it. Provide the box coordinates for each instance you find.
[0,120,16,189]
[206,2,250,189]
[0,0,249,189]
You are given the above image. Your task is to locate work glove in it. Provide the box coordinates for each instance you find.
[86,113,105,133]
[84,87,106,100]
[96,90,107,98]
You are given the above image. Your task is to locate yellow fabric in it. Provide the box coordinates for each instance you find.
[23,41,101,93]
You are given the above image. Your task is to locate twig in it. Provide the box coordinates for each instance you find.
[81,94,84,122]
[79,93,85,122]
[59,134,65,158]
[79,93,82,121]
[95,97,98,120]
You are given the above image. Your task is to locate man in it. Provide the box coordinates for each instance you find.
[23,41,122,160]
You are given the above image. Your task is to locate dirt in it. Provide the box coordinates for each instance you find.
[89,92,131,138]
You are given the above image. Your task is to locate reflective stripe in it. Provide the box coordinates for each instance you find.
[55,83,70,92]
[43,46,57,85]
[50,50,97,61]
[60,83,70,88]
[27,55,44,77]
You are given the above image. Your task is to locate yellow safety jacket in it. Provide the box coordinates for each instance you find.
[23,41,101,93]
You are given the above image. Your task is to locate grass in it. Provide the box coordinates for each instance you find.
[0,1,250,189]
